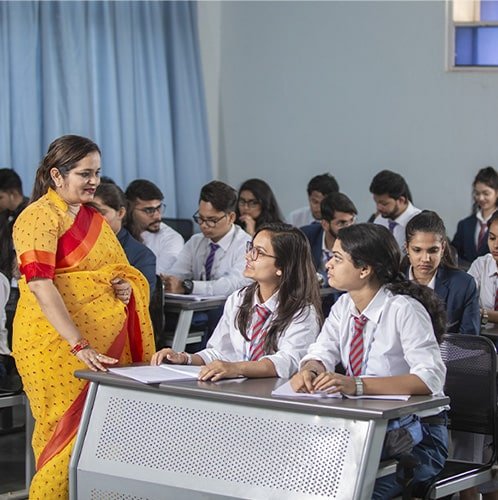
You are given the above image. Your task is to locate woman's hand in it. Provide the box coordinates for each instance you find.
[198,360,239,381]
[290,370,318,393]
[313,372,356,395]
[238,215,256,236]
[150,348,186,366]
[111,277,132,304]
[76,347,118,372]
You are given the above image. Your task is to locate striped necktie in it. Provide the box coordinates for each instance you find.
[494,279,498,311]
[477,221,487,250]
[249,305,272,361]
[204,242,220,280]
[349,315,368,376]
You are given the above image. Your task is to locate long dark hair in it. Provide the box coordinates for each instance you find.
[472,166,498,213]
[405,210,457,270]
[236,179,284,231]
[31,135,101,202]
[236,222,323,353]
[338,223,447,342]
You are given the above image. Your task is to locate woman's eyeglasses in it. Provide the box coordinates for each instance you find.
[135,203,165,216]
[238,198,260,208]
[246,241,277,261]
[192,211,228,228]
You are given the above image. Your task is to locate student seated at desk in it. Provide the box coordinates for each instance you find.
[404,210,480,335]
[468,211,498,327]
[151,223,323,380]
[453,166,498,268]
[290,223,448,500]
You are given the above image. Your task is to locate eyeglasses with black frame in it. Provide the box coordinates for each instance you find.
[238,197,261,209]
[134,203,165,216]
[192,211,228,228]
[246,241,277,261]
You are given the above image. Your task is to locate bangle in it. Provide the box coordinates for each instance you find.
[180,352,192,365]
[70,338,90,355]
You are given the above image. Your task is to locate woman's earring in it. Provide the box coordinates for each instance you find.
[276,270,282,276]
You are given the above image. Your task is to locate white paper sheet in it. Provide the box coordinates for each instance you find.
[109,365,201,384]
[271,380,410,401]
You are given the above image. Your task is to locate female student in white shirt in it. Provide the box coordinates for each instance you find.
[291,223,448,499]
[151,222,323,380]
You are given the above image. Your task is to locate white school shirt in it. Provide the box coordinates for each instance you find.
[408,266,436,290]
[468,253,498,310]
[197,288,321,378]
[168,224,252,296]
[0,273,10,355]
[141,222,184,275]
[301,287,447,415]
[373,202,421,250]
[287,206,315,228]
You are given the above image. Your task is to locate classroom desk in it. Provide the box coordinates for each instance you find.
[164,296,226,351]
[69,371,448,500]
[164,287,338,353]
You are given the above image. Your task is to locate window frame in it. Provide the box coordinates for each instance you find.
[446,0,498,71]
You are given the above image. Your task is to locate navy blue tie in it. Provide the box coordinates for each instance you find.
[204,243,220,280]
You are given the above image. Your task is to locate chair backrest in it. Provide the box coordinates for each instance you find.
[162,217,194,242]
[440,333,497,438]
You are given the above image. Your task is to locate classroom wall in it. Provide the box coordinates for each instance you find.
[198,0,498,235]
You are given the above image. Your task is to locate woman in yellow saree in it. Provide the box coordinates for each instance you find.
[12,135,156,499]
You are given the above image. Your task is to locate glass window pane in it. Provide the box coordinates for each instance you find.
[455,26,498,65]
[481,0,498,20]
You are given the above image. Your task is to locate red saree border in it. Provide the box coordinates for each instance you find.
[36,293,145,471]
[56,206,103,269]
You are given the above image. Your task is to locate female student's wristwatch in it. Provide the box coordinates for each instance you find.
[354,377,364,396]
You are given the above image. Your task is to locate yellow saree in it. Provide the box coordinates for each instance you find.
[12,188,155,499]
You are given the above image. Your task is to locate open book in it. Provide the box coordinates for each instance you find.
[164,292,227,302]
[109,365,201,384]
[271,380,410,401]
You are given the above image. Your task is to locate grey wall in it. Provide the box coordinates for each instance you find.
[199,1,498,235]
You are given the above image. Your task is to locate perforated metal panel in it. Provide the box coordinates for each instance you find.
[76,385,376,499]
[95,396,349,497]
[90,491,149,500]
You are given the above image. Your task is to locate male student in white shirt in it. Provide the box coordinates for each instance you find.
[162,180,251,297]
[287,173,340,228]
[369,169,421,250]
[125,179,184,274]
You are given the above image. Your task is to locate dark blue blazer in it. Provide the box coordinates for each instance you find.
[300,223,323,271]
[433,267,480,334]
[117,228,157,296]
[452,214,490,266]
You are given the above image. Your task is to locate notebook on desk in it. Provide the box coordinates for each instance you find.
[109,365,201,384]
[164,292,227,302]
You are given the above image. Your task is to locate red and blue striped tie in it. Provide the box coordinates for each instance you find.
[249,305,271,361]
[349,315,368,376]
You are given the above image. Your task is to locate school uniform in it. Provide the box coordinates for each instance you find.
[468,253,498,312]
[372,202,421,249]
[406,266,480,335]
[301,287,448,499]
[141,222,184,275]
[168,224,252,296]
[287,206,315,228]
[197,288,320,378]
[452,212,493,266]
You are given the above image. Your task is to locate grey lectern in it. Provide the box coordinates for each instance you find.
[70,371,448,500]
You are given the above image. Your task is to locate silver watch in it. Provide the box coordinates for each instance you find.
[354,377,364,396]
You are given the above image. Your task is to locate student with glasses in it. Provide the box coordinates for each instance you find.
[235,178,284,236]
[152,223,322,381]
[162,180,251,297]
[124,179,183,274]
